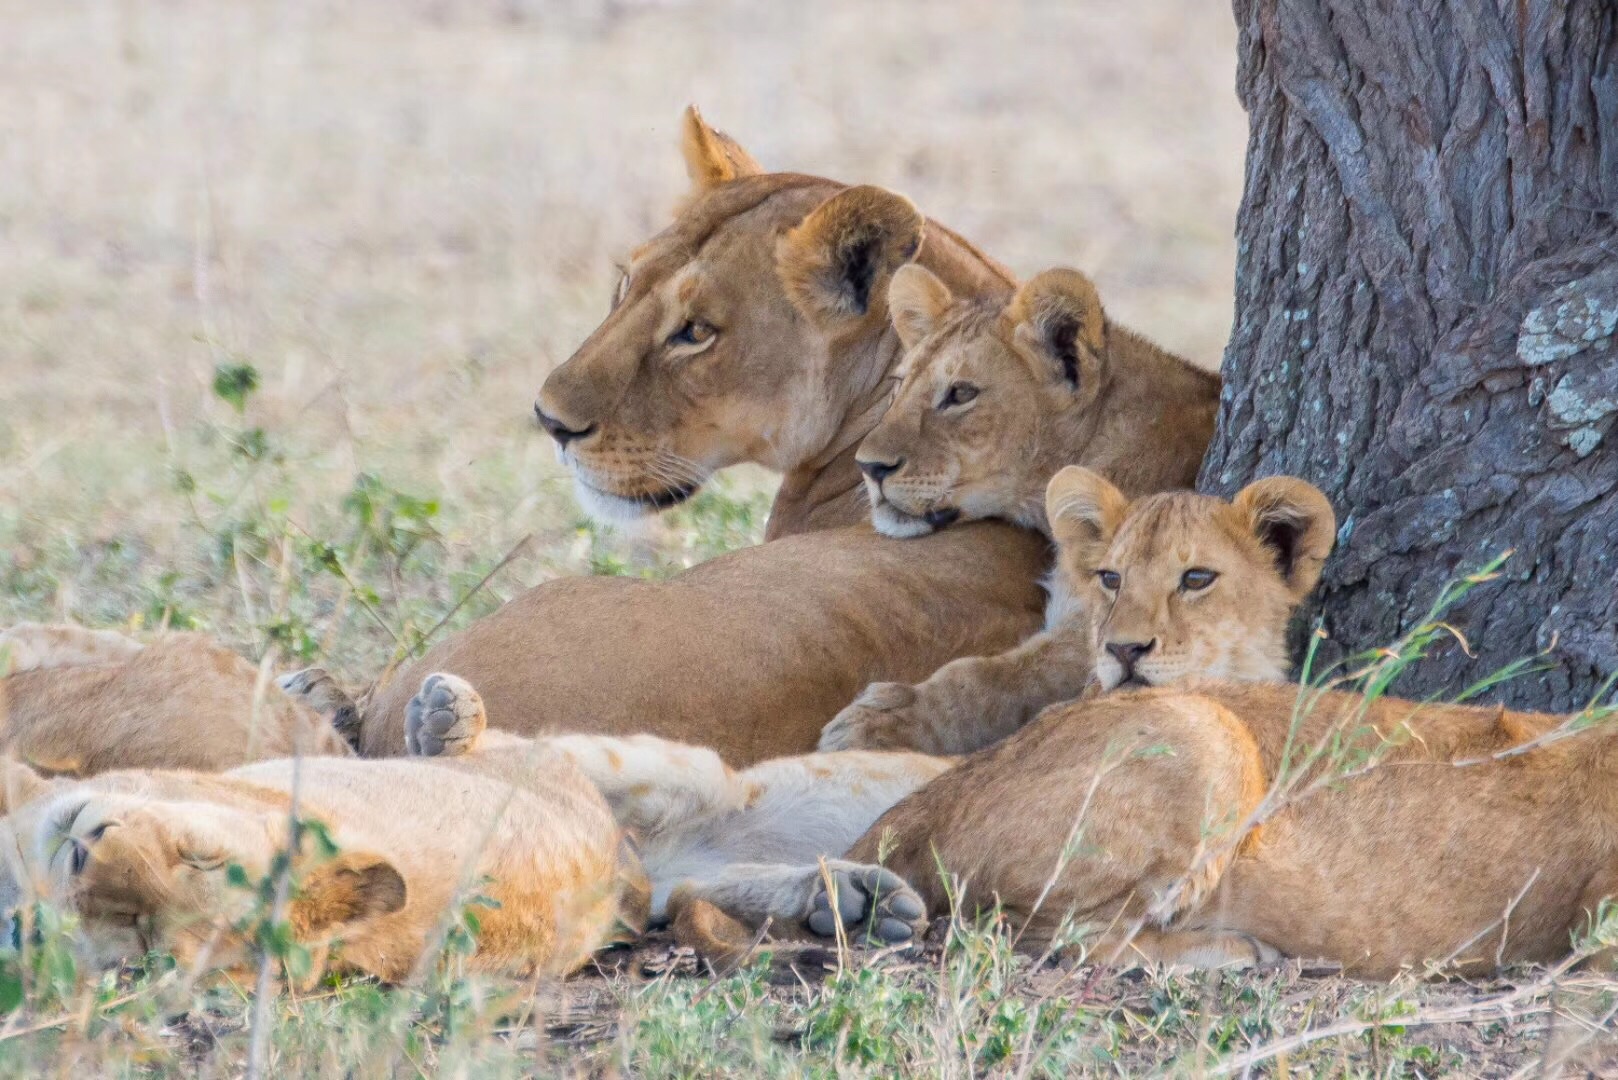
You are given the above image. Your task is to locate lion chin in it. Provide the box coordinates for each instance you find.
[571,476,701,522]
[869,499,960,539]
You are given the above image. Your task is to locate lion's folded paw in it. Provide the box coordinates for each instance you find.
[806,863,926,946]
[819,683,928,752]
[404,673,487,758]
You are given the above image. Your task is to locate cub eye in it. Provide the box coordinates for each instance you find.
[938,382,979,410]
[1180,568,1219,592]
[180,850,227,872]
[668,320,717,348]
[1095,569,1121,592]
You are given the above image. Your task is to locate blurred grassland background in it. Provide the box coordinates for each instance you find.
[0,0,1243,679]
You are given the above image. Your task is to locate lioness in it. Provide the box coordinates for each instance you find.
[0,724,642,982]
[359,112,1163,763]
[363,233,1228,762]
[849,681,1618,977]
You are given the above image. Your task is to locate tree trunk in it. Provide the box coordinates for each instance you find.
[1203,0,1618,711]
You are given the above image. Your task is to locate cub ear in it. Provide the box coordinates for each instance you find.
[292,852,407,935]
[778,186,925,326]
[1006,268,1106,398]
[681,105,762,190]
[887,265,955,350]
[1231,477,1337,601]
[0,756,51,815]
[1045,466,1129,566]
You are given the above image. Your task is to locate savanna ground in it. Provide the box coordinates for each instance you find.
[1,1,1615,1074]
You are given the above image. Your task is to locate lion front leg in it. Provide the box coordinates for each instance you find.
[819,624,1095,755]
[668,860,926,951]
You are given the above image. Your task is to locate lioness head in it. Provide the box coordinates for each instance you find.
[534,107,937,521]
[1,781,404,972]
[1046,467,1336,689]
[856,265,1219,538]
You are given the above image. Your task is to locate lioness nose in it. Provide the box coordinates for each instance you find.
[534,403,596,448]
[1105,640,1156,674]
[858,457,903,484]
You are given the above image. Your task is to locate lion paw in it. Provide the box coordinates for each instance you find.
[277,667,362,749]
[818,682,928,752]
[405,673,487,758]
[806,862,926,946]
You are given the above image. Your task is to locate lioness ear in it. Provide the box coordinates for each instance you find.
[887,265,955,350]
[1007,268,1106,398]
[1045,466,1129,564]
[778,186,925,326]
[681,105,762,190]
[1232,477,1337,601]
[292,852,407,934]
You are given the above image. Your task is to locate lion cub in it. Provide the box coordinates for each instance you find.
[856,264,1219,539]
[848,680,1618,977]
[0,668,939,975]
[821,467,1336,754]
[0,721,642,982]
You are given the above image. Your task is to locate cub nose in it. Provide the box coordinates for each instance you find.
[534,403,597,449]
[857,457,903,484]
[1105,640,1156,677]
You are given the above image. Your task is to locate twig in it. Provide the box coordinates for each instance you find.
[0,988,150,1043]
[1211,960,1586,1075]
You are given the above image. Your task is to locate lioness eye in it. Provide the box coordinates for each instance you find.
[1095,569,1121,592]
[938,382,979,410]
[1181,568,1219,591]
[668,320,717,348]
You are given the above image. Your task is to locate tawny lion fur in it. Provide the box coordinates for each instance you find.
[1,625,352,774]
[850,681,1618,978]
[0,728,642,983]
[857,265,1218,540]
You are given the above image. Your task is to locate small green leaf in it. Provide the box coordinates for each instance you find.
[212,362,260,413]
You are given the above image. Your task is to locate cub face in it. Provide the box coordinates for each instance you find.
[533,107,926,522]
[0,784,403,973]
[1045,468,1337,690]
[857,266,1110,538]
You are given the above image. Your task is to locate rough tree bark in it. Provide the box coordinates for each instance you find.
[1202,0,1617,711]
